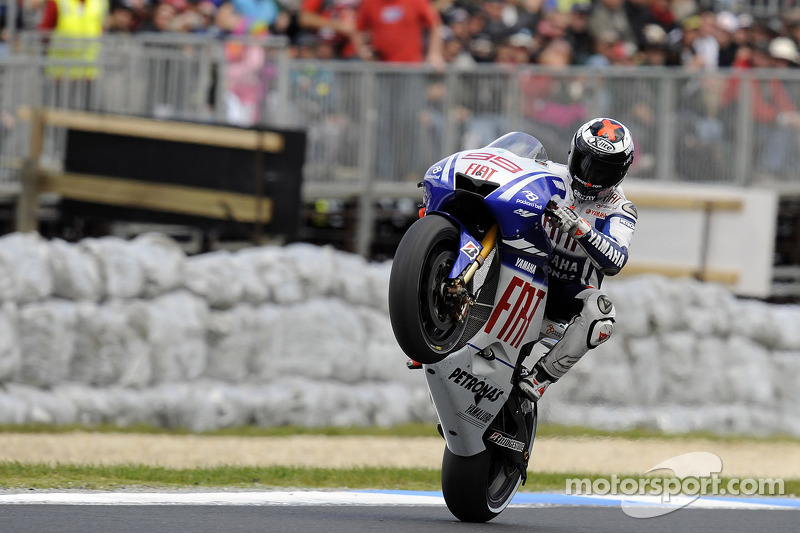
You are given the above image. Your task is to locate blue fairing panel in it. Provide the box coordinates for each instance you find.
[423,154,460,213]
[484,172,566,259]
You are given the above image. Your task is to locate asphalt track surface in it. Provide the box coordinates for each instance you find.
[0,505,800,533]
[0,492,797,533]
[1,505,799,533]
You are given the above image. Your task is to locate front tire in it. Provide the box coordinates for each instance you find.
[388,215,468,364]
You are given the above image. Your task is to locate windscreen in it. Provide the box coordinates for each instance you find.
[487,132,548,162]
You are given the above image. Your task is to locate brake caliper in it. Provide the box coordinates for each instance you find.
[442,277,474,323]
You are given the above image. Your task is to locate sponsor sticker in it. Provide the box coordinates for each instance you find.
[488,431,526,453]
[514,257,536,274]
[465,163,498,181]
[484,276,547,348]
[465,404,493,423]
[460,241,480,261]
[513,208,537,218]
[447,368,504,402]
[588,137,615,152]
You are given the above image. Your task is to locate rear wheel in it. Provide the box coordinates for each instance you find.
[441,400,537,522]
[388,215,468,364]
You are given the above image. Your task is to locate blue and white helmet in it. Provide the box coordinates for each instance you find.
[567,118,634,201]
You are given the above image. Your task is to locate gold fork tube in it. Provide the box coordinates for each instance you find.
[461,223,498,285]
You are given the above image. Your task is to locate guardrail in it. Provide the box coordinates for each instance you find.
[0,33,290,191]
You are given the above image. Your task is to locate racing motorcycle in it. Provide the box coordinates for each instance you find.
[388,132,569,522]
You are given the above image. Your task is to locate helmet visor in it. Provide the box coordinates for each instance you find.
[568,148,629,189]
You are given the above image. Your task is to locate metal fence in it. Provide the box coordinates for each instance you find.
[727,0,799,17]
[0,33,290,191]
[5,33,800,190]
[278,62,800,198]
[4,33,800,252]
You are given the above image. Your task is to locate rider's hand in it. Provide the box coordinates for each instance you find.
[545,201,591,239]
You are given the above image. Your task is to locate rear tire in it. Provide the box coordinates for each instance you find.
[441,400,537,522]
[442,448,503,523]
[388,215,468,364]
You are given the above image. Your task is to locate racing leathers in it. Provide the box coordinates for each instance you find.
[519,167,637,401]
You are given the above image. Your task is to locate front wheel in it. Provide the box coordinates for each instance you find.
[388,215,469,364]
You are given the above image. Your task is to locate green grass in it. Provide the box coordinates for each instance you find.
[0,463,440,491]
[0,462,797,497]
[1,422,799,444]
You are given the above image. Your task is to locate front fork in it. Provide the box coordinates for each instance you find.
[443,224,498,324]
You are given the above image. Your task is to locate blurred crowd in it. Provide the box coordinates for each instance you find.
[4,0,800,185]
[1,0,799,70]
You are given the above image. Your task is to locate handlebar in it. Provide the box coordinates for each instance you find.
[544,199,560,218]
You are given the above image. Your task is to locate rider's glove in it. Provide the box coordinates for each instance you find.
[545,201,591,239]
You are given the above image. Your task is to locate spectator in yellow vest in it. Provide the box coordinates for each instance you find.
[39,0,109,79]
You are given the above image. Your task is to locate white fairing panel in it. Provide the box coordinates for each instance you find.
[425,264,548,457]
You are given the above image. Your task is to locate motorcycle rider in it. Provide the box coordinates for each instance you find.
[518,117,637,402]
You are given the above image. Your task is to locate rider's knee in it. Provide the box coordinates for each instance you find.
[583,292,615,349]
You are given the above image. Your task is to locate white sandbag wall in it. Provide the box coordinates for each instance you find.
[0,231,798,436]
[540,276,800,437]
[0,232,431,432]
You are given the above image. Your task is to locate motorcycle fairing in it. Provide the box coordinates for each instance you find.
[424,344,511,456]
[425,262,549,457]
[485,173,565,256]
[415,136,570,459]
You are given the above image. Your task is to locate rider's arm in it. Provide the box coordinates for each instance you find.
[546,201,637,276]
[578,213,635,275]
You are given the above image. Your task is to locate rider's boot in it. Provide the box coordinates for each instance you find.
[520,291,616,402]
[518,359,558,402]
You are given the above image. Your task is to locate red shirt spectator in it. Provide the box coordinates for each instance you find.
[355,0,442,64]
[299,0,359,58]
[38,0,66,30]
[722,44,797,124]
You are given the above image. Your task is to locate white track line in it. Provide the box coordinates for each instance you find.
[0,491,445,506]
[0,491,796,509]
